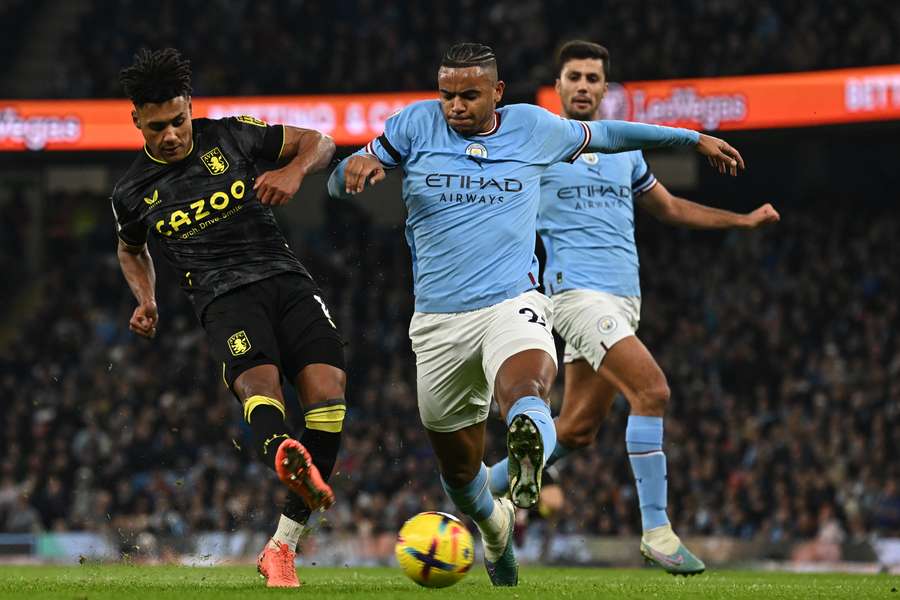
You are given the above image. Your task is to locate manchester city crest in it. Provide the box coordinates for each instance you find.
[581,153,599,165]
[597,315,618,334]
[465,143,488,159]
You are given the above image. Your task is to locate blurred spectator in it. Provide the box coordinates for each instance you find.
[5,493,43,534]
[5,0,898,99]
[0,187,897,555]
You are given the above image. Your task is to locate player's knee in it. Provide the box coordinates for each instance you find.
[496,378,551,410]
[634,378,670,415]
[298,365,347,402]
[234,366,281,402]
[441,462,482,489]
[311,371,347,404]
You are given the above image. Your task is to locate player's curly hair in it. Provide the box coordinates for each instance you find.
[441,43,498,74]
[556,40,610,78]
[119,48,192,106]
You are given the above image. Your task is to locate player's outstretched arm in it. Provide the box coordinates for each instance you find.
[637,181,780,229]
[116,239,158,338]
[327,154,387,199]
[585,121,744,176]
[254,127,336,206]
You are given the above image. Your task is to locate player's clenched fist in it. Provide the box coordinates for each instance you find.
[254,167,304,206]
[741,203,780,228]
[696,133,745,176]
[344,154,386,194]
[129,300,158,338]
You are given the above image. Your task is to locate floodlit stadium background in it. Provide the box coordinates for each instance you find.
[1,0,899,571]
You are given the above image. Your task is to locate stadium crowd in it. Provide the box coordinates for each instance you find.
[15,0,898,99]
[0,188,898,558]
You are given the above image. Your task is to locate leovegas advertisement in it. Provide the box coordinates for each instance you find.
[2,66,899,151]
[537,65,900,131]
[0,92,434,151]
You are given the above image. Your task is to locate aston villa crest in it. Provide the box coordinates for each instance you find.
[201,147,229,175]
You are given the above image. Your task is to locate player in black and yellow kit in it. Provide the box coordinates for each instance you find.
[111,48,344,587]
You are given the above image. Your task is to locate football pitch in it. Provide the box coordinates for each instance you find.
[0,565,895,599]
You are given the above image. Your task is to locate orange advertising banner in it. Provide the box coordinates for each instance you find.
[2,66,899,151]
[0,92,435,151]
[537,65,900,131]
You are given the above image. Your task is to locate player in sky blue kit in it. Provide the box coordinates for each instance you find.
[487,41,780,575]
[328,43,745,586]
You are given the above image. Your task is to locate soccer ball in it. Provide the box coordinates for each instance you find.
[395,511,475,588]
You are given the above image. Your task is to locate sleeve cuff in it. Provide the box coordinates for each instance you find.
[260,125,285,162]
[117,233,147,249]
[566,121,592,162]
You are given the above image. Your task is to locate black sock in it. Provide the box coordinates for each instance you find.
[283,428,341,523]
[247,404,293,471]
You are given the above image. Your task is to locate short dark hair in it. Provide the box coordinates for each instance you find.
[556,40,610,79]
[441,43,498,74]
[119,48,192,107]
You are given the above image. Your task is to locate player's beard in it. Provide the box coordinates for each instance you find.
[565,98,597,121]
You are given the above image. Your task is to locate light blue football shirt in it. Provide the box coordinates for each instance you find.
[328,100,697,313]
[539,150,657,298]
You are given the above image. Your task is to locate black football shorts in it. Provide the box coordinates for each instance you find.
[202,273,346,390]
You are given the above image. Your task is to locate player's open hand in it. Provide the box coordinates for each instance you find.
[254,167,303,206]
[129,300,158,338]
[742,203,780,228]
[344,154,386,194]
[696,133,745,176]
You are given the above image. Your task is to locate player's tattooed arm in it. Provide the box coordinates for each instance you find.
[254,127,336,206]
[117,239,159,338]
[637,182,780,229]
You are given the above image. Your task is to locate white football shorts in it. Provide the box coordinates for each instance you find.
[409,290,557,432]
[553,288,641,369]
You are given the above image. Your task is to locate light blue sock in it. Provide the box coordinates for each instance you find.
[488,459,509,496]
[441,463,495,522]
[506,396,556,465]
[625,415,670,531]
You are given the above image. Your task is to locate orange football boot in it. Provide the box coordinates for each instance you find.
[274,438,335,511]
[257,539,300,588]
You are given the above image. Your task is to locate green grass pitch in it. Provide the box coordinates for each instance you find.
[0,565,895,599]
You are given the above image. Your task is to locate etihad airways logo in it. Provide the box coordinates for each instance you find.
[557,183,630,201]
[425,173,523,206]
[425,174,522,192]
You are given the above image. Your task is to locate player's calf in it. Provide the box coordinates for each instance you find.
[275,438,335,511]
[556,416,601,451]
[279,397,346,531]
[240,393,336,511]
[494,353,557,509]
[630,380,670,416]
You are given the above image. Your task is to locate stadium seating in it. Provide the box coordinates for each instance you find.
[1,192,897,553]
[3,0,898,99]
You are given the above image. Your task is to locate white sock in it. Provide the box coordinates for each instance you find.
[272,514,305,549]
[476,499,511,562]
[643,523,681,554]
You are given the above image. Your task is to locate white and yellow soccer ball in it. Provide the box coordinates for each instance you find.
[395,511,475,588]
